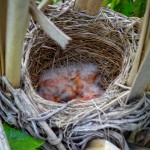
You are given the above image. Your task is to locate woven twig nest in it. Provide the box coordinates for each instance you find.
[24,6,140,127]
[1,3,150,150]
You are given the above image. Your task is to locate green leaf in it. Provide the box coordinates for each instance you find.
[36,0,42,2]
[110,0,120,9]
[133,0,147,17]
[53,0,62,4]
[102,0,113,7]
[103,0,147,17]
[111,0,134,17]
[3,123,44,150]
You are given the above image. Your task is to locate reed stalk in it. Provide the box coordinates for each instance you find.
[127,0,150,86]
[0,57,1,76]
[0,0,7,76]
[30,0,71,49]
[6,0,30,88]
[127,46,150,101]
[74,0,104,15]
[127,0,150,101]
[74,0,89,11]
[86,0,104,15]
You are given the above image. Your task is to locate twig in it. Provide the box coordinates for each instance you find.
[27,100,76,121]
[0,91,18,113]
[2,77,67,150]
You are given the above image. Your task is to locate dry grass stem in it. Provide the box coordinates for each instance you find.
[86,0,104,15]
[127,0,150,86]
[74,0,89,11]
[30,0,71,49]
[127,0,150,100]
[6,0,30,88]
[0,0,7,76]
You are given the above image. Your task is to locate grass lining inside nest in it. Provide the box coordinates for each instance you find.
[27,13,124,92]
[28,33,123,91]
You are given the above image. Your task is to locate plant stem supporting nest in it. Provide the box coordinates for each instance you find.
[74,0,104,15]
[6,0,30,88]
[127,0,150,87]
[0,0,7,77]
[127,0,150,101]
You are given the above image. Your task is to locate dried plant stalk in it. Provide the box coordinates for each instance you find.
[0,36,3,76]
[0,0,7,76]
[145,23,150,90]
[86,0,104,15]
[127,1,150,101]
[138,3,150,66]
[74,0,104,15]
[6,0,30,88]
[74,0,89,11]
[0,57,1,76]
[127,45,150,101]
[142,19,150,61]
[30,0,71,49]
[38,0,52,12]
[127,0,150,86]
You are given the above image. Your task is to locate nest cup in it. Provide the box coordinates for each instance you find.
[2,3,149,150]
[25,9,125,124]
[27,17,124,92]
[23,6,142,148]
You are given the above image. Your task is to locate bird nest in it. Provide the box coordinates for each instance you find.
[24,6,141,128]
[1,3,150,150]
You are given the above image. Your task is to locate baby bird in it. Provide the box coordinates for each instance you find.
[37,63,104,103]
[81,85,104,101]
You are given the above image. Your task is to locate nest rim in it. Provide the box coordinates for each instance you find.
[22,6,142,129]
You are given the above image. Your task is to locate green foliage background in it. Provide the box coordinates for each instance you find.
[37,0,147,17]
[3,124,44,150]
[103,0,147,17]
[37,0,61,4]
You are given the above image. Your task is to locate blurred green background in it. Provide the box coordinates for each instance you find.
[37,0,147,17]
[103,0,147,17]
